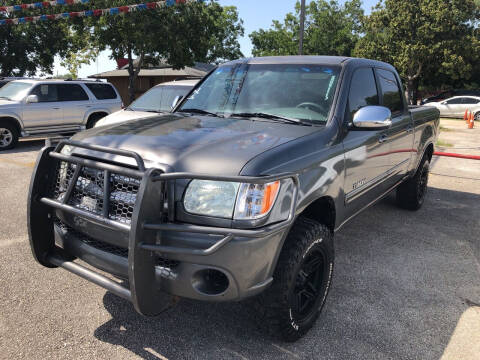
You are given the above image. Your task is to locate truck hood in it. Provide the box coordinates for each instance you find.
[71,114,317,175]
[0,99,20,108]
[94,109,162,127]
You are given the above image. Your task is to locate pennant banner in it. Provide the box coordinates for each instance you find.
[0,0,89,13]
[0,0,202,25]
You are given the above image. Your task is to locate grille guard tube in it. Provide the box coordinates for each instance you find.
[28,140,300,315]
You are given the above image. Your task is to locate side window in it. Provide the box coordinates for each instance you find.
[462,97,480,105]
[446,98,463,104]
[57,84,89,101]
[348,68,379,120]
[30,84,58,102]
[376,69,404,115]
[85,83,118,100]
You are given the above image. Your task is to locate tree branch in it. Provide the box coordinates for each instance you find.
[407,63,423,81]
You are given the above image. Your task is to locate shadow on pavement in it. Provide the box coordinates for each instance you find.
[3,139,45,154]
[93,187,480,360]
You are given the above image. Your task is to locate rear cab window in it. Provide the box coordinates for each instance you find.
[376,68,404,116]
[347,67,379,121]
[85,83,118,100]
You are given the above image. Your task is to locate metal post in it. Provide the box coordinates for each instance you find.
[299,0,306,55]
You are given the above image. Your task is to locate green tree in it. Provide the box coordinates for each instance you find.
[93,0,244,103]
[354,0,480,104]
[250,0,363,57]
[0,2,93,76]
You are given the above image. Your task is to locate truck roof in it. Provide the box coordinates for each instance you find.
[223,56,394,70]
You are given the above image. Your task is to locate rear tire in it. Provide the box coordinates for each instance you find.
[0,121,19,150]
[396,158,430,210]
[254,217,334,342]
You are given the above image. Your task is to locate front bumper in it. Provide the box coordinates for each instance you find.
[28,140,298,316]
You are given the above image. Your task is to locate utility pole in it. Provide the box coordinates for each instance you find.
[299,0,306,55]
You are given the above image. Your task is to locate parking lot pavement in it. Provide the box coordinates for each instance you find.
[0,134,479,360]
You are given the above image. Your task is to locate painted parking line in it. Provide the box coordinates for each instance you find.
[0,157,35,168]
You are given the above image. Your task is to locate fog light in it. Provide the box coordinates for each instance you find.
[192,269,229,296]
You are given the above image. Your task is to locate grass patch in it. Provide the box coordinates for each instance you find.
[436,139,453,148]
[439,126,453,132]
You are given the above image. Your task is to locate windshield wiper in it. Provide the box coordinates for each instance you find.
[180,108,223,118]
[230,112,312,126]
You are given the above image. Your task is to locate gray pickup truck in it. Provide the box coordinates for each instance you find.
[28,56,439,341]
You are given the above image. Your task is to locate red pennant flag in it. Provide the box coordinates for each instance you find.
[93,9,103,16]
[42,2,50,7]
[25,16,33,21]
[65,0,74,4]
[146,2,156,9]
[0,6,7,11]
[5,19,14,24]
[69,11,79,17]
[21,4,28,8]
[119,6,130,12]
[47,14,55,19]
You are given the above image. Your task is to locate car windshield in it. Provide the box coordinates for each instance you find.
[178,63,341,124]
[129,85,193,113]
[0,81,32,101]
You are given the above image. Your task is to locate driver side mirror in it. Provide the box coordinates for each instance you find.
[171,95,184,110]
[352,106,392,130]
[25,95,39,104]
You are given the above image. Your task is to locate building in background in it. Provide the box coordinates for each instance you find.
[89,59,213,104]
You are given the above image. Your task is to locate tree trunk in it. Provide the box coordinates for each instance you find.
[406,64,423,105]
[126,47,144,105]
[405,79,419,105]
[127,48,135,105]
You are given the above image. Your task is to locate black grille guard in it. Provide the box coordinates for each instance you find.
[28,140,299,315]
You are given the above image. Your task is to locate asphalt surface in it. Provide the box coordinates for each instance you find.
[0,122,479,360]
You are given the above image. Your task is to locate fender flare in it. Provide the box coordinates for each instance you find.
[0,114,24,134]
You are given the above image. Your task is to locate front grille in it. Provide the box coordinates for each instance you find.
[51,161,140,224]
[54,218,180,272]
[54,217,128,257]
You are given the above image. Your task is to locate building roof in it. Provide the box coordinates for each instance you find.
[89,62,214,79]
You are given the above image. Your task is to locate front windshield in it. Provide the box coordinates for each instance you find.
[0,81,33,101]
[129,85,192,112]
[178,63,340,124]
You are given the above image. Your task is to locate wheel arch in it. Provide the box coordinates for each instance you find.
[86,111,109,128]
[0,116,22,135]
[298,196,336,233]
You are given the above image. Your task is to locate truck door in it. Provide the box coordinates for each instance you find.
[343,67,392,208]
[376,68,413,184]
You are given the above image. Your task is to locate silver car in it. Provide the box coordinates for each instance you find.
[95,79,198,127]
[428,95,480,119]
[0,79,122,150]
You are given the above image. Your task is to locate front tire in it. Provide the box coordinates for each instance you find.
[396,158,430,210]
[0,122,19,150]
[255,217,334,342]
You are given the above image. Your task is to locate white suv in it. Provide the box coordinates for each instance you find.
[0,79,122,150]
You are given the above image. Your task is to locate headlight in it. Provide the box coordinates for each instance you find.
[183,180,280,220]
[184,180,240,218]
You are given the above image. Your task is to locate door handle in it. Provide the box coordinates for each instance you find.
[52,107,60,110]
[378,134,388,143]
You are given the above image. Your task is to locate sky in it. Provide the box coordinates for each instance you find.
[53,0,378,78]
